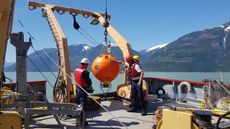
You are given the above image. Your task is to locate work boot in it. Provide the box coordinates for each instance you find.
[141,108,147,116]
[85,121,89,125]
[127,108,137,112]
[141,111,147,116]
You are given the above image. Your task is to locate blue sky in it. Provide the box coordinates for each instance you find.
[5,0,230,62]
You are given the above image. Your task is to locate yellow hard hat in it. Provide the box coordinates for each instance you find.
[133,55,139,60]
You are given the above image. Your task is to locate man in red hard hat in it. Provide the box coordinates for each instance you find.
[124,55,134,82]
[125,55,133,63]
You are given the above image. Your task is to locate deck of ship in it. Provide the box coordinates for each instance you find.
[26,98,205,129]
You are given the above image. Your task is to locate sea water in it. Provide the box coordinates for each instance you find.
[4,72,230,101]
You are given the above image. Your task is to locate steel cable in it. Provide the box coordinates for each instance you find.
[17,18,58,80]
[17,14,127,129]
[41,48,128,129]
[27,56,54,88]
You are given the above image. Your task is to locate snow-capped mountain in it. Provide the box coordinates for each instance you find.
[82,45,91,51]
[144,43,168,52]
[6,21,230,72]
[219,21,230,32]
[143,21,230,71]
[69,44,92,53]
[5,43,140,71]
[219,22,230,48]
[140,43,168,60]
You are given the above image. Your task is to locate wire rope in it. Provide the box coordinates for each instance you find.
[40,48,127,129]
[73,20,102,63]
[30,45,58,79]
[79,28,100,46]
[16,6,128,129]
[27,56,54,88]
[17,18,58,80]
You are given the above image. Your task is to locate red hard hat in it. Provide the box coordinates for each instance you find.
[125,55,132,62]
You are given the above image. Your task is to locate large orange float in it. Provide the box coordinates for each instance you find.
[91,53,120,86]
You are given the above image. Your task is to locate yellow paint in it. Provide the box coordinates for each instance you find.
[0,12,2,20]
[0,111,22,129]
[212,108,230,118]
[117,80,149,101]
[0,0,15,79]
[32,106,48,110]
[160,109,193,129]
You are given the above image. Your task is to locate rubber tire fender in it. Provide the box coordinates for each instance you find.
[156,88,166,97]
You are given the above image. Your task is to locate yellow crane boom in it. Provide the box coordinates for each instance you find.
[0,0,15,82]
[0,1,22,129]
[28,1,131,58]
[28,1,132,102]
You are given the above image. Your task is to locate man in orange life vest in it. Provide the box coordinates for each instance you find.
[127,55,147,116]
[74,58,93,107]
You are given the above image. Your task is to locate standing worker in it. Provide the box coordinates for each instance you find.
[128,55,147,116]
[74,58,93,108]
[124,55,135,108]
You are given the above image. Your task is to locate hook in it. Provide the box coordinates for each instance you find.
[73,15,80,30]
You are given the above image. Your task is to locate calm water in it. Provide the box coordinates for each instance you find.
[5,72,230,101]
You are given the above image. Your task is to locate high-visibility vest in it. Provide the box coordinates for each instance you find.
[130,63,141,80]
[74,65,88,87]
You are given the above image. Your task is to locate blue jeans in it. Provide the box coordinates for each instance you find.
[76,87,88,106]
[130,80,146,112]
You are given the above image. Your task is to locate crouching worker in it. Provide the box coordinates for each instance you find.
[74,58,94,108]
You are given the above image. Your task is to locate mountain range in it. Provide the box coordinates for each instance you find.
[143,21,230,71]
[5,21,230,72]
[5,44,140,72]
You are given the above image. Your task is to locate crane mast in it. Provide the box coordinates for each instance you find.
[40,5,73,103]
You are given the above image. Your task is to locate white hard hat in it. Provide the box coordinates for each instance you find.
[80,58,89,64]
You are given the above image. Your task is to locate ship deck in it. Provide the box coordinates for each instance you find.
[27,98,203,129]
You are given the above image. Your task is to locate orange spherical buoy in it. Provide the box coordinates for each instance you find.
[91,53,120,86]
